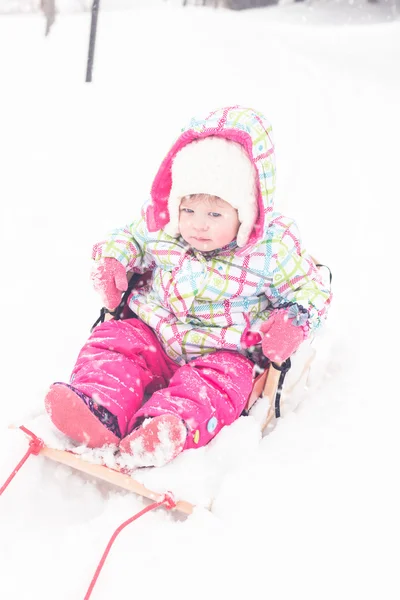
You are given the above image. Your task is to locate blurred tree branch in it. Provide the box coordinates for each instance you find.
[41,0,56,36]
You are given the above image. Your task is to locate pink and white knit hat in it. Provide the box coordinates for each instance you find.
[164,136,258,248]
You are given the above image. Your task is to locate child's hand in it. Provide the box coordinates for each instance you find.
[260,307,308,363]
[91,258,128,310]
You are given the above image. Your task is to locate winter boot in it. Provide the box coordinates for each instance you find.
[119,414,187,467]
[45,383,120,447]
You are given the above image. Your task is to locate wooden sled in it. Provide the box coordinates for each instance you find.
[10,265,326,515]
[21,363,283,516]
[40,261,325,515]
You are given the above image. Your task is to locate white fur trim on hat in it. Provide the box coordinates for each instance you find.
[164,137,258,247]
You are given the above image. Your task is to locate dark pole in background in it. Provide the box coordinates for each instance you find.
[86,0,101,83]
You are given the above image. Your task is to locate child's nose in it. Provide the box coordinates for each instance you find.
[194,219,209,231]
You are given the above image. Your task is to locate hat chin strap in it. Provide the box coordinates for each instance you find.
[163,216,180,239]
[236,224,251,248]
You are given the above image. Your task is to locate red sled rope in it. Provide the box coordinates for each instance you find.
[0,428,182,600]
[84,492,177,600]
[0,426,44,496]
[0,427,179,600]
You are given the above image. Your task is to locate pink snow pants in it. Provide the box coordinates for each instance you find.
[70,318,254,450]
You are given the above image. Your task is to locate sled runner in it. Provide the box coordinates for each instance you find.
[39,443,196,515]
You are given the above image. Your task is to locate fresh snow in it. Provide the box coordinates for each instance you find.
[1,2,399,599]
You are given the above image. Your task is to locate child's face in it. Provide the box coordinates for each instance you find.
[179,194,240,252]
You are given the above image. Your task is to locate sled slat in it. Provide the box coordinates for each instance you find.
[245,369,268,412]
[261,363,281,431]
[40,446,195,515]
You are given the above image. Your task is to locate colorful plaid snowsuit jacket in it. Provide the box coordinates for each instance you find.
[93,106,332,365]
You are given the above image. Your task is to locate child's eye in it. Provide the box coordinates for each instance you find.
[181,208,194,214]
[209,212,221,218]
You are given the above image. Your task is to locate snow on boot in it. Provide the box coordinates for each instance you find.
[45,383,120,448]
[119,415,187,468]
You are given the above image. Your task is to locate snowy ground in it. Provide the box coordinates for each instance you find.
[1,2,400,599]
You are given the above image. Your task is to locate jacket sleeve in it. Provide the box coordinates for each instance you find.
[263,217,332,333]
[91,205,157,274]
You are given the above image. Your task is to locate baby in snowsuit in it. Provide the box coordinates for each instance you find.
[45,106,332,468]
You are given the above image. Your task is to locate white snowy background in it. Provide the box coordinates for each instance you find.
[1,1,399,599]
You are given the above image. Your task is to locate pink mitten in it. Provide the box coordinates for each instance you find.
[91,258,128,310]
[260,307,308,363]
